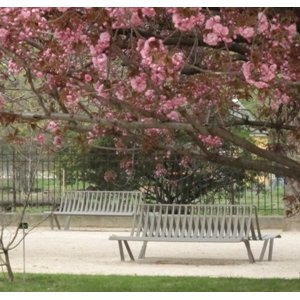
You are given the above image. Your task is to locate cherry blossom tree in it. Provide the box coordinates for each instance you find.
[0,7,299,189]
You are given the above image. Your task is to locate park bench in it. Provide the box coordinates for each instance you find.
[48,190,143,230]
[109,203,281,263]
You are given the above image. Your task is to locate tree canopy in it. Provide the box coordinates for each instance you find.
[0,7,300,180]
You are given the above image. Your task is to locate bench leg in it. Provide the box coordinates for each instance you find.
[53,215,61,230]
[63,216,71,230]
[138,241,148,259]
[123,241,135,261]
[49,214,61,230]
[259,240,269,261]
[243,240,255,263]
[118,241,125,261]
[268,239,274,261]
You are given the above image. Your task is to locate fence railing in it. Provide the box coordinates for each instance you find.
[0,147,285,215]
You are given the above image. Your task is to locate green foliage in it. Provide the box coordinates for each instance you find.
[0,273,299,292]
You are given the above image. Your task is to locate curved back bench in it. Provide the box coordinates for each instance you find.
[109,203,281,263]
[47,190,143,230]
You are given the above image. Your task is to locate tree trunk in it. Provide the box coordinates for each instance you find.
[3,249,14,281]
[283,153,300,230]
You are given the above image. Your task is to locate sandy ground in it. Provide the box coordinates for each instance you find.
[5,227,300,279]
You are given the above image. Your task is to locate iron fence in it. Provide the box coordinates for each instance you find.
[0,146,285,215]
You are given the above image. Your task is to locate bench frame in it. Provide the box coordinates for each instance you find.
[109,203,281,263]
[47,190,143,230]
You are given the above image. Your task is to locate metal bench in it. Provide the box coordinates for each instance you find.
[109,203,281,263]
[48,190,143,230]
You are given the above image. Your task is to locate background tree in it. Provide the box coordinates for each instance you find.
[0,8,299,208]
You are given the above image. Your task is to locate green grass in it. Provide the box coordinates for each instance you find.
[0,274,299,292]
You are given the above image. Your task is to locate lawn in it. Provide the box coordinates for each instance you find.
[0,274,299,292]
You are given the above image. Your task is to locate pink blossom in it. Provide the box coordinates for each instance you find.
[36,71,43,78]
[95,83,109,99]
[141,8,156,17]
[130,73,147,93]
[145,89,155,101]
[260,63,277,82]
[242,62,276,89]
[130,12,143,27]
[213,23,229,37]
[179,156,190,168]
[84,74,92,82]
[205,16,221,30]
[0,28,8,42]
[257,12,269,33]
[53,135,62,147]
[150,66,166,84]
[91,53,108,79]
[46,121,59,133]
[57,7,69,12]
[161,96,187,113]
[203,32,219,46]
[280,93,290,104]
[138,37,166,67]
[115,84,125,100]
[8,60,21,74]
[34,133,46,145]
[198,134,222,147]
[99,32,111,49]
[171,9,205,31]
[239,26,255,40]
[154,164,167,177]
[172,52,185,70]
[285,24,297,41]
[66,94,80,108]
[167,111,180,121]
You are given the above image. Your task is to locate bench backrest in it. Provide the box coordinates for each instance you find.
[57,191,143,214]
[130,203,263,240]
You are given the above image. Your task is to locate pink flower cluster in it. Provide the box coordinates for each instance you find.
[0,28,8,42]
[235,26,255,41]
[171,52,185,71]
[46,121,62,147]
[46,121,59,134]
[34,133,46,145]
[90,32,111,80]
[203,16,231,46]
[168,8,205,31]
[198,134,222,148]
[137,38,185,85]
[257,12,269,34]
[87,125,104,145]
[8,60,22,74]
[161,96,187,114]
[55,25,88,52]
[106,8,156,29]
[65,93,80,109]
[137,37,168,84]
[285,24,297,42]
[242,62,277,89]
[270,90,291,110]
[94,82,109,99]
[138,37,166,66]
[130,73,147,93]
[154,164,167,177]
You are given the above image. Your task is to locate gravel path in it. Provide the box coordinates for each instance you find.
[7,228,300,279]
